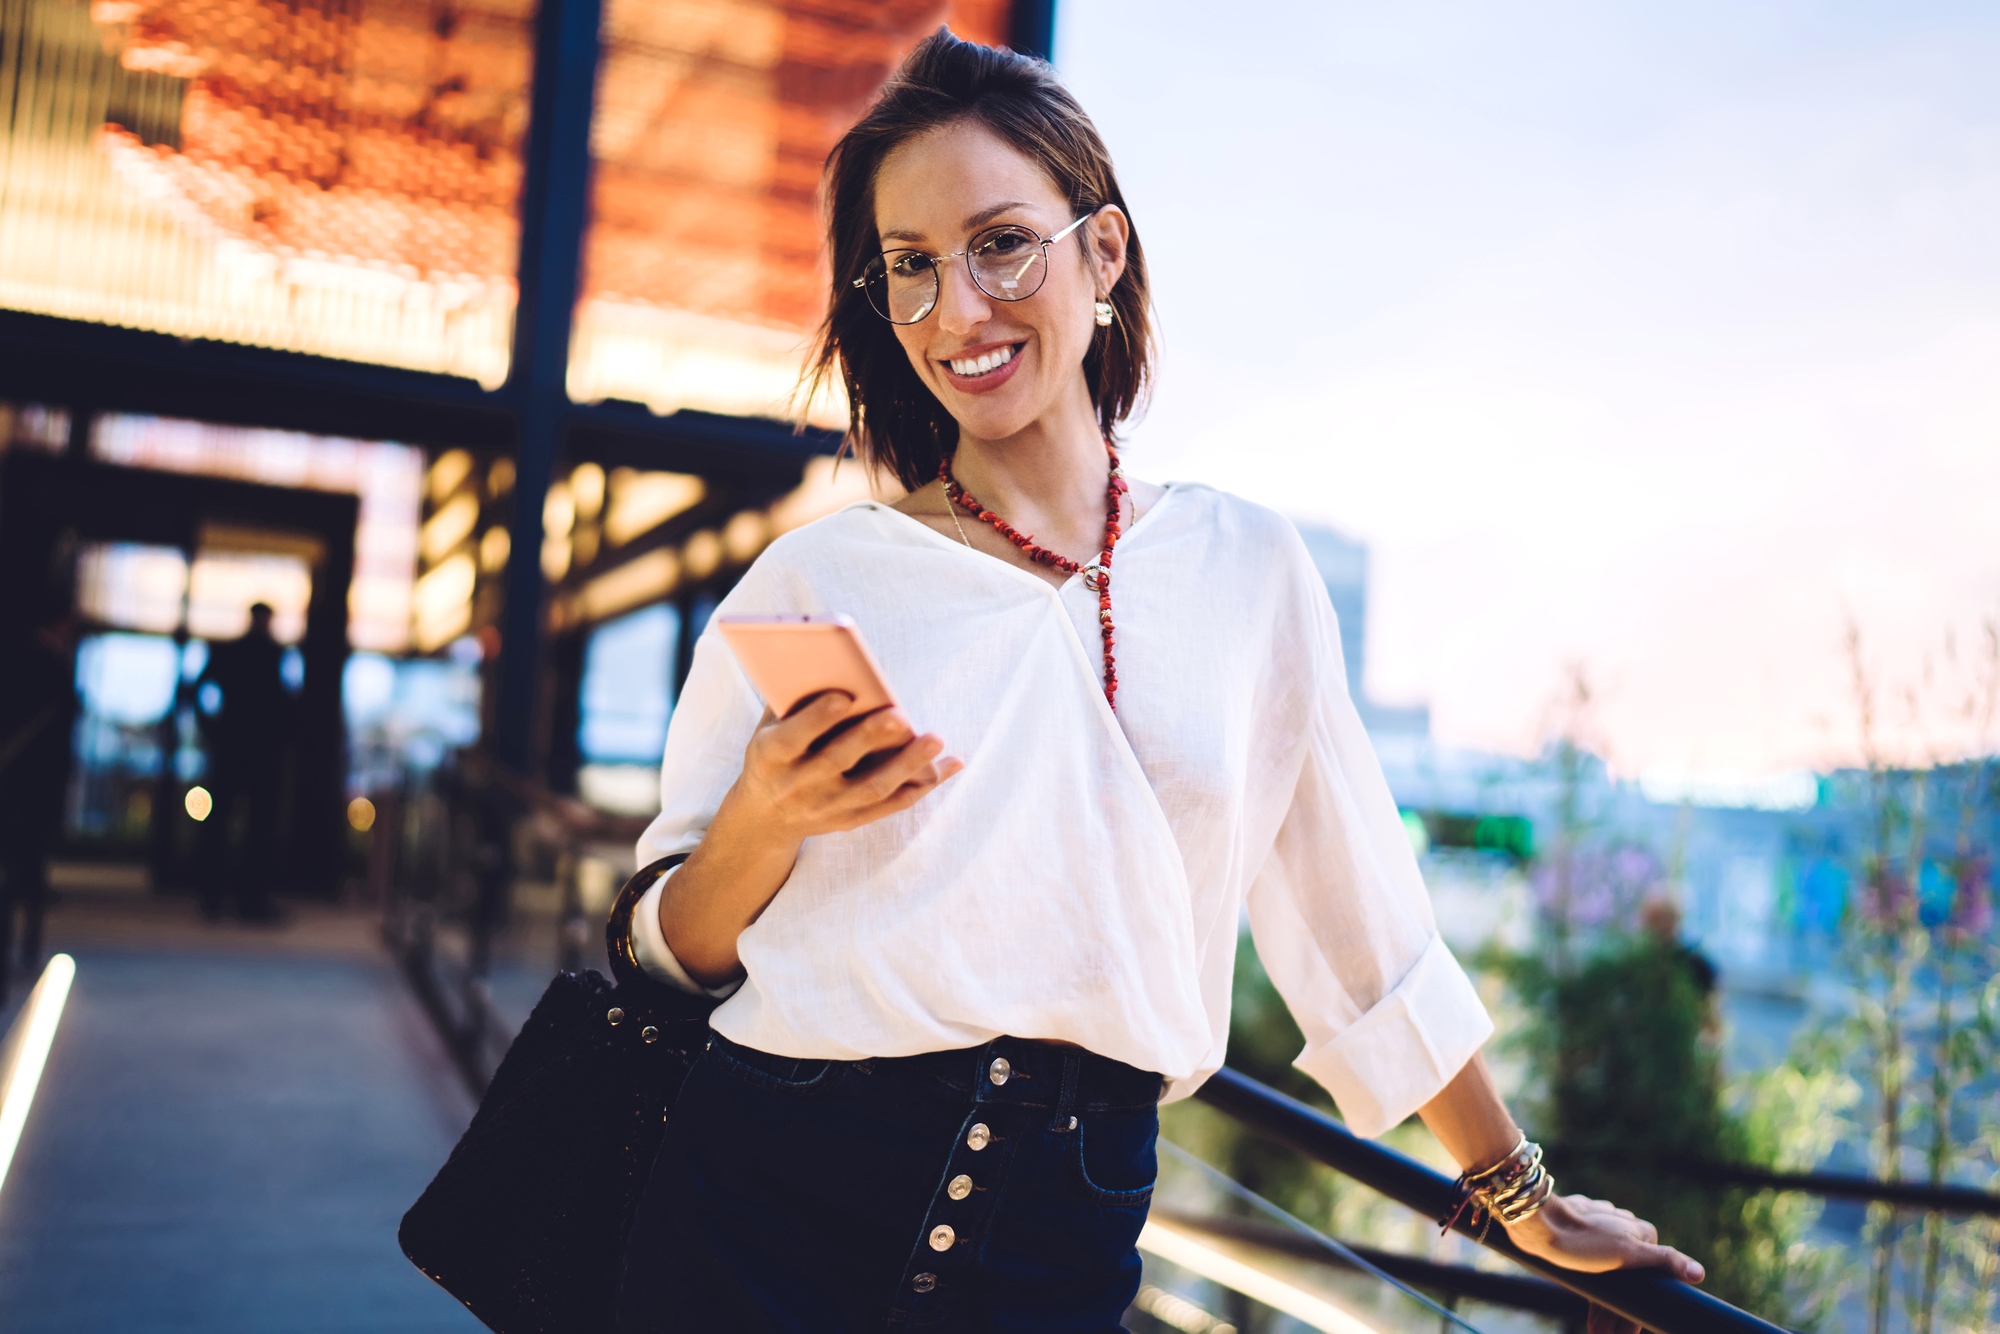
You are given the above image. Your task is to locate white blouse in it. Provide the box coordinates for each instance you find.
[631,483,1491,1138]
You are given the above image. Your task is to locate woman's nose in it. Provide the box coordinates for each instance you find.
[934,257,992,334]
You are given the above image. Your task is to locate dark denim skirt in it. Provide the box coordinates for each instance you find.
[615,1032,1164,1332]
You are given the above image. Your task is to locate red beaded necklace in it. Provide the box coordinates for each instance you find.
[939,444,1128,709]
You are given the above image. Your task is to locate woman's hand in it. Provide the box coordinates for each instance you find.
[730,691,963,840]
[1418,1056,1704,1334]
[1505,1193,1703,1280]
[1507,1194,1704,1334]
[658,691,962,985]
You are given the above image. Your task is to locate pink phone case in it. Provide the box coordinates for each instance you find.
[714,614,898,718]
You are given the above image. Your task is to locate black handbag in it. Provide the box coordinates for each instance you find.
[399,854,719,1333]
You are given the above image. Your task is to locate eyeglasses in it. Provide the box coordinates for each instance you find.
[852,212,1098,325]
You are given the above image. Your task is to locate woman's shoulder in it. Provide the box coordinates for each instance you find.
[719,501,928,605]
[1147,482,1316,567]
[753,500,922,565]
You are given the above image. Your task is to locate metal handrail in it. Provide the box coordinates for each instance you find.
[1549,1146,2000,1217]
[1195,1066,1792,1334]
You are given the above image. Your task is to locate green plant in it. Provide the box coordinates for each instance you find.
[1812,620,2000,1334]
[1491,933,1837,1323]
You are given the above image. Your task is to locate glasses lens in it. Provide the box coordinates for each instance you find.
[863,250,938,324]
[969,227,1047,302]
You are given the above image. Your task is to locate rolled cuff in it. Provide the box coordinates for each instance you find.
[1293,934,1494,1139]
[630,868,744,1000]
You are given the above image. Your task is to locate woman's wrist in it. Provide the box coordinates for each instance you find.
[1439,1137,1556,1242]
[658,787,804,985]
[705,778,809,872]
[1458,1125,1526,1178]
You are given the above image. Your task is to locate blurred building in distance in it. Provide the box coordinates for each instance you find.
[573,0,1012,421]
[0,0,1007,401]
[1294,523,1431,746]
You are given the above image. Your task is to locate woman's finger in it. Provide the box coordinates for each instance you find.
[1632,1242,1703,1284]
[814,706,917,775]
[764,691,857,762]
[845,756,963,826]
[852,734,948,802]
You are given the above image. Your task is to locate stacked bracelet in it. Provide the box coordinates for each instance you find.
[1438,1137,1555,1243]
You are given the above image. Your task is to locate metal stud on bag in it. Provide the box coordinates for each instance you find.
[641,1026,659,1044]
[605,1007,624,1026]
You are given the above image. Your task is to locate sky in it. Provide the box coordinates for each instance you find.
[1055,1,2000,786]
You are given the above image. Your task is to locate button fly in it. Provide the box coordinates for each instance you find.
[988,1057,1011,1086]
[966,1123,990,1151]
[947,1174,973,1201]
[928,1224,956,1252]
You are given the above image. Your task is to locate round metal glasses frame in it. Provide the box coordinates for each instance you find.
[851,211,1099,326]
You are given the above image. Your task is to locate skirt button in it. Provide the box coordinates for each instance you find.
[928,1224,956,1252]
[911,1273,937,1293]
[965,1123,991,1151]
[987,1057,1011,1086]
[947,1174,973,1201]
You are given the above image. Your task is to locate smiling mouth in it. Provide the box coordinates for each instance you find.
[944,343,1021,378]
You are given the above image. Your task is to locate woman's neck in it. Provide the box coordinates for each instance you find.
[948,392,1111,560]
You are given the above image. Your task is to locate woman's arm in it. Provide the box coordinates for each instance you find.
[1419,1053,1705,1284]
[658,690,962,986]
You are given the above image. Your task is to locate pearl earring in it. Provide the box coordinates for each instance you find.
[1093,299,1115,327]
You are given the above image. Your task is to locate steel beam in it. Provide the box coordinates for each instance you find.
[492,0,607,774]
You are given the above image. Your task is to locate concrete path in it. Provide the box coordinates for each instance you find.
[0,890,485,1332]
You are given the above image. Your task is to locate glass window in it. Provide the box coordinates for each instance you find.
[69,631,181,838]
[577,602,677,764]
[91,413,424,651]
[569,1,1014,421]
[574,602,677,814]
[0,0,533,384]
[76,632,182,726]
[76,543,191,634]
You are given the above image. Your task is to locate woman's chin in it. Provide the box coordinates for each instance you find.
[942,388,1046,444]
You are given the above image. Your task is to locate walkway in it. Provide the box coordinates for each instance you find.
[0,873,484,1332]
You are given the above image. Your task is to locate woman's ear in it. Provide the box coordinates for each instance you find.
[1085,205,1130,295]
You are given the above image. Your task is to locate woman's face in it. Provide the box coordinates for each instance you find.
[872,119,1127,444]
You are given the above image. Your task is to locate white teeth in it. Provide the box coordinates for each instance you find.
[949,344,1016,377]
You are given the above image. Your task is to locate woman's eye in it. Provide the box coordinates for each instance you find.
[980,230,1032,256]
[888,253,933,278]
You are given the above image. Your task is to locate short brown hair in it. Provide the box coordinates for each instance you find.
[808,28,1154,492]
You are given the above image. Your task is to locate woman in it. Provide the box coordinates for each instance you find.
[615,28,1703,1332]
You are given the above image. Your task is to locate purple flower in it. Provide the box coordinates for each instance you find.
[1948,853,1993,937]
[1861,866,1913,925]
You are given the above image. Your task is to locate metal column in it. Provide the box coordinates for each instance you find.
[493,0,603,773]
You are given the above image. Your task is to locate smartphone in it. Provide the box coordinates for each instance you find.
[714,613,898,720]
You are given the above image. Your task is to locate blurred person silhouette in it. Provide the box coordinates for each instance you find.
[1641,895,1718,1027]
[0,605,79,997]
[195,601,292,922]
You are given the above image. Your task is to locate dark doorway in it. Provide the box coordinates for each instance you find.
[0,450,359,897]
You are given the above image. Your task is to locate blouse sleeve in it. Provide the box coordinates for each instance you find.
[635,615,767,865]
[1244,544,1493,1140]
[628,605,769,992]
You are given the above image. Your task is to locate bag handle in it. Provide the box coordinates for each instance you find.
[604,853,691,991]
